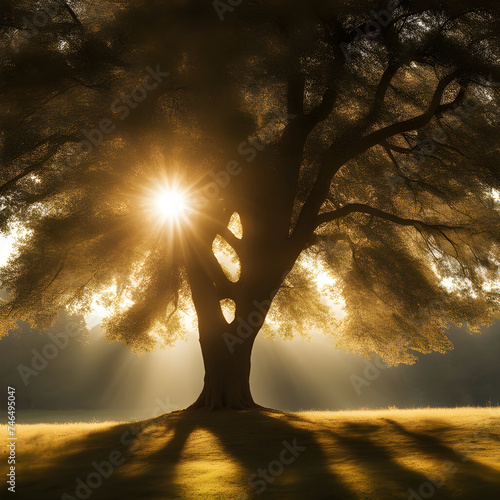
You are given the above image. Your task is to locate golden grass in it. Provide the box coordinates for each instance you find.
[2,408,499,499]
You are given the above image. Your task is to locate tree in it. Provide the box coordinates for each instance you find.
[1,0,499,410]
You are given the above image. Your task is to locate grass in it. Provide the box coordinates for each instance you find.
[2,407,500,499]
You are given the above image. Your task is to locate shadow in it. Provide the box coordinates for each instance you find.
[11,410,500,499]
[286,413,434,498]
[109,410,354,500]
[383,418,500,499]
[15,410,353,499]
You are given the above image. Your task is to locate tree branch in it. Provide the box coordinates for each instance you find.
[304,86,337,131]
[315,203,457,232]
[205,249,236,299]
[382,140,413,154]
[0,133,78,194]
[287,73,305,118]
[289,71,465,261]
[367,62,402,120]
[361,71,465,151]
[0,151,54,195]
[216,224,241,255]
[60,0,83,27]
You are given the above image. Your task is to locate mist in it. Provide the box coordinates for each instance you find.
[1,317,498,421]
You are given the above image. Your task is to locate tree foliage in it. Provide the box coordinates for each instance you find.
[1,0,499,365]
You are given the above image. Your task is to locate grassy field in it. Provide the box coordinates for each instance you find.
[2,408,500,499]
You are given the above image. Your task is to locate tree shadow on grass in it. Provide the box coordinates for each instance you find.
[16,410,352,499]
[382,418,500,500]
[15,411,500,500]
[17,422,134,499]
[103,410,355,500]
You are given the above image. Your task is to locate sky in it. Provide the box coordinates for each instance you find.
[0,233,14,266]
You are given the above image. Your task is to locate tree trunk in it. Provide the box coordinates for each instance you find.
[184,236,279,411]
[188,324,262,411]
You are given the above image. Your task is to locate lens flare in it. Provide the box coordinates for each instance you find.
[153,189,187,221]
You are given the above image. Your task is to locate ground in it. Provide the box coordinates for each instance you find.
[1,408,499,499]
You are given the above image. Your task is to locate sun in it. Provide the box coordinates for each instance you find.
[153,188,187,221]
[139,177,195,231]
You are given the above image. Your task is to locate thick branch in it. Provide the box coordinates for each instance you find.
[205,250,236,300]
[289,72,464,260]
[315,203,457,232]
[361,72,465,151]
[217,225,242,254]
[304,86,337,131]
[287,73,305,118]
[367,62,402,120]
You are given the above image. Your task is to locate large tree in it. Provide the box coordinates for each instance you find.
[1,0,499,409]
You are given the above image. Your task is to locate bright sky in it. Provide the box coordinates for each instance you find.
[0,233,15,265]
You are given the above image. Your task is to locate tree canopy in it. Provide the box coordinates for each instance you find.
[1,0,500,373]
